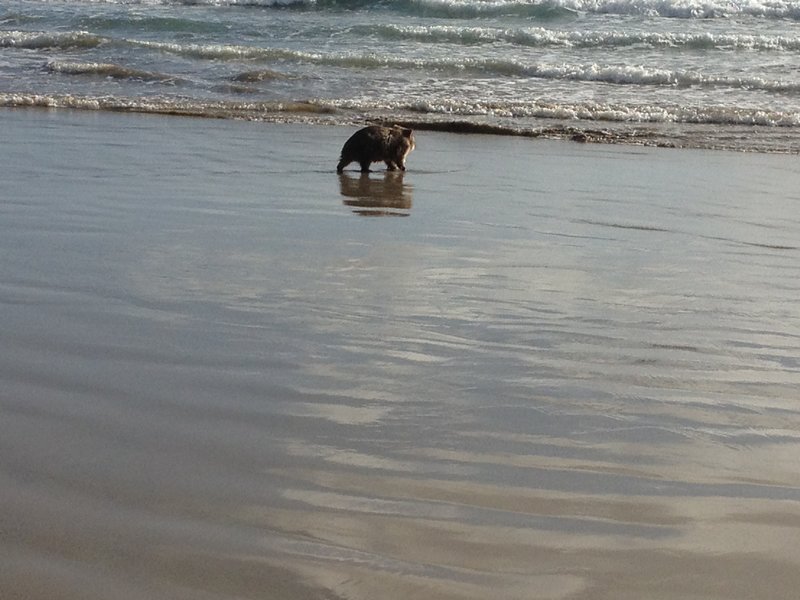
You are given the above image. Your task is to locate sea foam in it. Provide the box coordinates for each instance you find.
[407,0,800,20]
[25,0,800,20]
[362,24,800,51]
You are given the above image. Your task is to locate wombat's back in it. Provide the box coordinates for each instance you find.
[337,125,415,173]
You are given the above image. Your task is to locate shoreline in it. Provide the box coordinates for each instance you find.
[2,99,798,154]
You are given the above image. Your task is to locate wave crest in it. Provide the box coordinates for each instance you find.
[405,0,800,20]
[0,30,105,50]
[361,24,800,51]
[46,61,184,83]
[412,99,800,127]
[18,0,800,20]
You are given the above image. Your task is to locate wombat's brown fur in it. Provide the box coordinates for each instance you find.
[336,125,415,173]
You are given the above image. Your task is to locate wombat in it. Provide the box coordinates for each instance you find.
[336,125,415,173]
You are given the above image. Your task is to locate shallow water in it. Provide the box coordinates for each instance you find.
[2,109,800,599]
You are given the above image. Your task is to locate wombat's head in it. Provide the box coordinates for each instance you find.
[393,126,415,155]
[404,128,416,151]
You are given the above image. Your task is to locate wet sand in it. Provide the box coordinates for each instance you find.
[1,108,800,600]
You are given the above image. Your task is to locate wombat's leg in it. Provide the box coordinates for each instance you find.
[385,161,397,171]
[336,159,349,173]
[359,160,371,172]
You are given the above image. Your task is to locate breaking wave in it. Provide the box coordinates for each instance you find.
[360,24,800,51]
[3,92,798,128]
[406,99,800,127]
[326,97,800,127]
[0,92,337,119]
[402,0,800,20]
[16,0,800,20]
[19,25,800,58]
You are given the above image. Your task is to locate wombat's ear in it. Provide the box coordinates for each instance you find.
[402,128,413,137]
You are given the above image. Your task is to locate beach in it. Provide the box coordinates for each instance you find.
[2,107,800,600]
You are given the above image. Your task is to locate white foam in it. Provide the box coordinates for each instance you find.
[369,24,800,51]
[327,96,800,127]
[409,0,800,19]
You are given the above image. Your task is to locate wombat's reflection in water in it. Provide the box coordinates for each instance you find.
[338,171,413,217]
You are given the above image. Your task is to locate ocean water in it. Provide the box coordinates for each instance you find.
[2,109,800,600]
[2,0,800,151]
